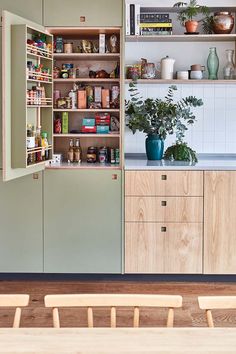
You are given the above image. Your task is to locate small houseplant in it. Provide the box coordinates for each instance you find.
[125,83,203,160]
[173,0,209,33]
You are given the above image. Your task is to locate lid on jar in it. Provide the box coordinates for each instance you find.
[41,132,47,138]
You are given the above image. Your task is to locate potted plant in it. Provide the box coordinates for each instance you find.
[125,83,203,160]
[173,0,209,33]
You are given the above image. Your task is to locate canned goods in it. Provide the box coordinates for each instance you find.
[87,147,97,163]
[109,148,116,164]
[99,146,107,164]
[62,63,73,70]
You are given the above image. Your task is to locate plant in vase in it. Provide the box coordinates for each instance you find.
[173,0,209,34]
[125,82,203,160]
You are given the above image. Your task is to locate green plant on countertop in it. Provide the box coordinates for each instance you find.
[173,0,209,32]
[164,142,198,163]
[125,82,203,161]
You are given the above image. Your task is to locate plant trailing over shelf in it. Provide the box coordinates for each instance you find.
[173,0,209,33]
[125,82,203,160]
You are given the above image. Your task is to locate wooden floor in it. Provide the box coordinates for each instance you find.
[1,281,236,328]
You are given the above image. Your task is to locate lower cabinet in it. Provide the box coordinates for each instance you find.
[125,223,202,274]
[0,172,43,272]
[43,169,122,273]
[204,171,236,274]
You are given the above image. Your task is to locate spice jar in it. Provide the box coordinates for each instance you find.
[87,147,97,163]
[64,42,73,53]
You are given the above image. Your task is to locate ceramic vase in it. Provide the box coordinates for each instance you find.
[145,135,164,160]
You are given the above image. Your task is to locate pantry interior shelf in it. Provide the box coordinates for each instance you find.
[53,109,120,113]
[54,78,120,83]
[27,105,53,108]
[27,51,53,61]
[53,53,120,60]
[53,134,120,138]
[27,79,52,84]
[126,34,236,43]
[46,162,121,170]
[125,79,236,84]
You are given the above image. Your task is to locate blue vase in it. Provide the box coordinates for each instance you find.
[145,135,164,160]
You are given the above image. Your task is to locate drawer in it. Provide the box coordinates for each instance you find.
[125,171,203,196]
[125,196,203,222]
[125,222,203,274]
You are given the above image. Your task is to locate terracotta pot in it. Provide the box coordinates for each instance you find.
[185,20,199,33]
[213,12,234,34]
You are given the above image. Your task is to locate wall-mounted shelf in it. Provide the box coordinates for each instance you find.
[53,134,120,138]
[53,109,120,113]
[125,79,236,84]
[126,34,236,43]
[53,53,120,60]
[54,78,120,83]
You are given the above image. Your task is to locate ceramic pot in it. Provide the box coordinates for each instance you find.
[213,12,234,34]
[185,20,199,33]
[160,56,175,79]
[145,135,164,160]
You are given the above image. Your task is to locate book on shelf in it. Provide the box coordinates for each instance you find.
[139,22,172,28]
[126,3,140,36]
[140,13,169,23]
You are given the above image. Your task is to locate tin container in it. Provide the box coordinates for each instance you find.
[87,147,97,163]
[55,37,63,53]
[64,42,73,53]
[98,146,107,163]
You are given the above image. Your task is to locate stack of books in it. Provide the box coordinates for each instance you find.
[126,4,173,36]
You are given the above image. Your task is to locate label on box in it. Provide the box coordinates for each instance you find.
[102,89,110,109]
[82,118,95,126]
[62,112,68,134]
[82,126,97,133]
[78,90,87,109]
[99,34,106,54]
[96,125,109,134]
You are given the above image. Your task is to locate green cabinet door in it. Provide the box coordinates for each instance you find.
[0,172,43,272]
[0,0,43,24]
[44,169,122,273]
[44,0,123,27]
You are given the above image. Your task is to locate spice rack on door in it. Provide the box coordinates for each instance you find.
[49,27,123,169]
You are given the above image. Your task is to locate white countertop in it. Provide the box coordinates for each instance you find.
[125,154,236,170]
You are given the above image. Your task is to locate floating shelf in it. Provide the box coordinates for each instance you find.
[53,134,120,138]
[53,109,120,112]
[126,34,236,43]
[53,53,120,60]
[54,78,120,83]
[125,79,236,84]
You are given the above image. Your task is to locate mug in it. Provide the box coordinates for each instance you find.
[190,70,203,79]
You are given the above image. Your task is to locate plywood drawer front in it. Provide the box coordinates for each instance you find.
[125,223,202,274]
[125,197,203,223]
[125,171,203,196]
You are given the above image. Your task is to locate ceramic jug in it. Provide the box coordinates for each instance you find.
[161,56,175,80]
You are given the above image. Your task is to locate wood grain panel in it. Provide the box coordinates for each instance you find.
[125,197,203,222]
[125,171,203,196]
[204,171,236,274]
[125,223,202,274]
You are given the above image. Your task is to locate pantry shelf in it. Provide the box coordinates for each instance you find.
[54,78,120,83]
[125,79,236,84]
[46,161,121,170]
[53,53,120,60]
[53,134,120,138]
[126,34,236,43]
[27,79,52,84]
[53,109,120,113]
[27,145,53,153]
[27,51,53,61]
[27,105,53,108]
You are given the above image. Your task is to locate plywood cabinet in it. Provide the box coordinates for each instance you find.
[125,171,203,196]
[43,0,123,26]
[204,171,236,274]
[125,223,202,273]
[125,170,203,274]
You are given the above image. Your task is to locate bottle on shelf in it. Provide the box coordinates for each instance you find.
[74,138,82,163]
[67,138,74,163]
[41,132,49,161]
[207,47,219,80]
[223,49,235,80]
[35,126,42,162]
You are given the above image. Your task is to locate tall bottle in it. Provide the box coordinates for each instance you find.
[207,47,219,80]
[35,127,42,162]
[41,132,49,161]
[223,49,235,79]
[74,138,82,163]
[67,138,74,163]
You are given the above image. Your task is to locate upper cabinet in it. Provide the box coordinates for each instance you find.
[0,0,43,24]
[43,0,123,27]
[2,10,53,181]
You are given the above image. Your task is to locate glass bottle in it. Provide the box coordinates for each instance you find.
[41,132,49,161]
[207,47,219,80]
[74,138,82,163]
[67,138,74,163]
[223,49,235,79]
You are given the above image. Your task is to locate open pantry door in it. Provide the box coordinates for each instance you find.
[2,10,53,181]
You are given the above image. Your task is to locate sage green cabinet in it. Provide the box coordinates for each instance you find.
[0,0,43,24]
[43,0,123,27]
[0,172,43,272]
[44,169,122,273]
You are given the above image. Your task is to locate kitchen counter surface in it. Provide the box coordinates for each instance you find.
[125,154,236,170]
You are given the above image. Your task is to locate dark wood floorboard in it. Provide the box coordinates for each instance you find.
[0,281,236,327]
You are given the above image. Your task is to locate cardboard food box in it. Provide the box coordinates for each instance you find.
[81,126,97,133]
[82,118,95,126]
[96,125,109,134]
[102,89,110,108]
[78,90,87,109]
[94,87,102,103]
[99,34,106,54]
[62,112,69,134]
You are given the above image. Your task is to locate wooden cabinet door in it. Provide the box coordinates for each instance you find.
[125,223,202,274]
[204,171,236,274]
[44,0,123,27]
[125,196,203,223]
[44,169,122,273]
[0,0,43,24]
[125,171,203,196]
[0,172,43,272]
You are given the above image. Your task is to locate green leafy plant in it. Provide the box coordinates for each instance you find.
[201,15,214,34]
[164,142,198,163]
[125,82,203,141]
[173,0,209,26]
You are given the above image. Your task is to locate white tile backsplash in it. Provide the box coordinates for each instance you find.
[125,83,236,154]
